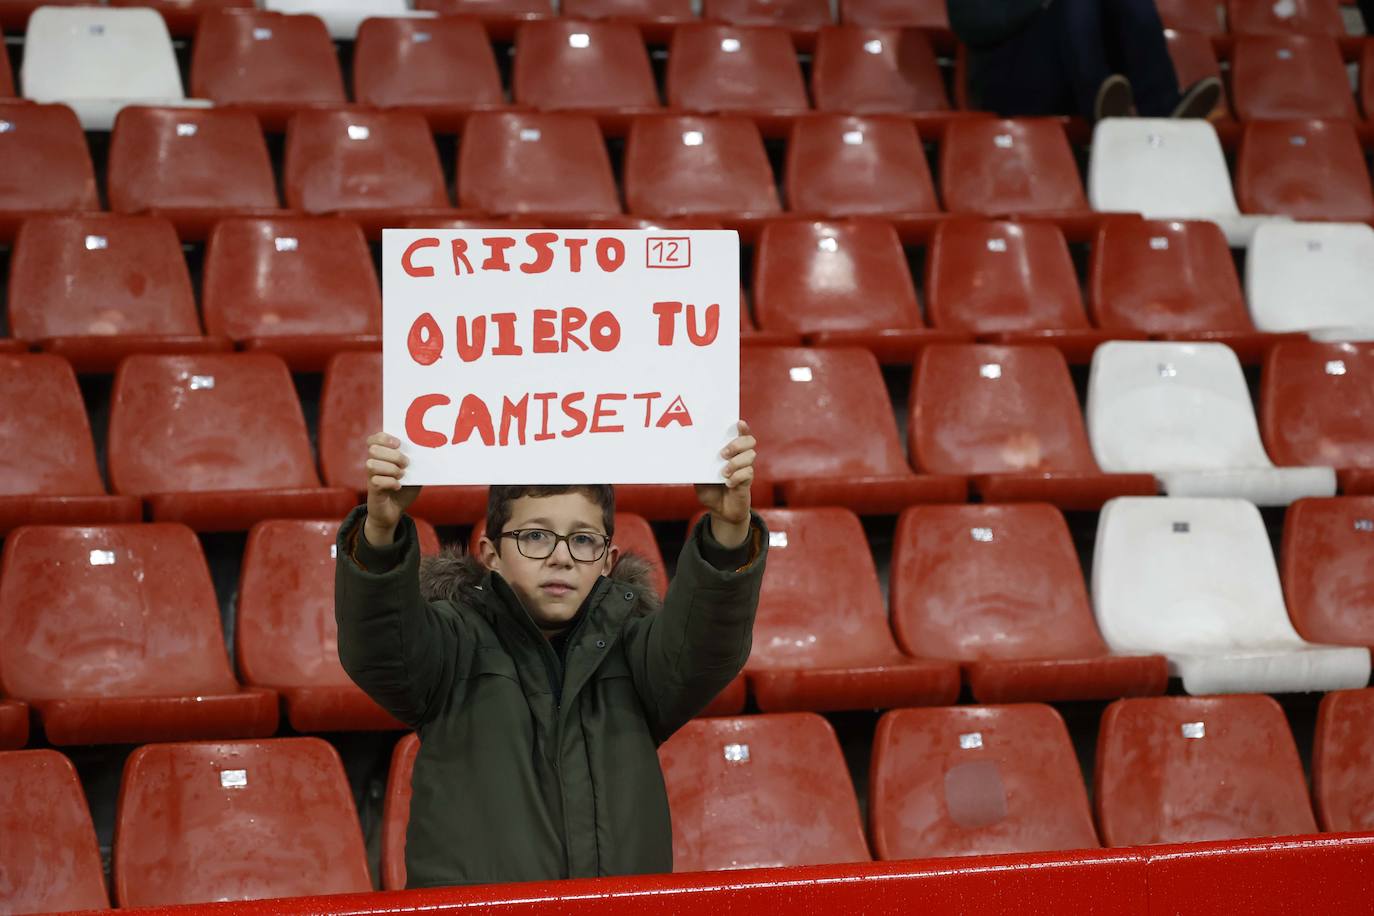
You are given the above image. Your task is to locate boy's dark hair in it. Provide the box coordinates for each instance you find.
[486,485,616,551]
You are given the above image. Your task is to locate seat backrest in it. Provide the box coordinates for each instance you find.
[704,0,831,29]
[0,26,13,97]
[0,523,241,700]
[1314,688,1374,832]
[1231,34,1356,121]
[1088,217,1250,334]
[381,732,420,890]
[108,353,324,496]
[0,102,100,215]
[1262,342,1374,471]
[457,111,621,215]
[238,518,440,690]
[1091,496,1304,656]
[354,15,503,109]
[1096,695,1317,846]
[1163,28,1227,119]
[665,23,807,112]
[940,118,1086,216]
[114,738,372,906]
[1281,497,1374,647]
[284,108,449,213]
[513,18,658,110]
[741,346,910,480]
[1088,118,1240,219]
[839,0,946,28]
[658,713,870,870]
[562,0,694,21]
[1363,40,1374,121]
[0,749,109,912]
[784,114,938,216]
[892,503,1107,661]
[203,217,380,340]
[811,26,947,113]
[1156,0,1225,33]
[9,214,202,342]
[870,704,1098,860]
[107,106,279,213]
[752,218,921,334]
[319,350,383,492]
[747,507,895,669]
[1227,0,1343,36]
[1245,222,1374,334]
[191,9,346,106]
[623,114,780,217]
[909,344,1098,476]
[925,218,1088,334]
[1236,119,1374,222]
[1087,341,1275,474]
[21,7,184,104]
[0,354,107,498]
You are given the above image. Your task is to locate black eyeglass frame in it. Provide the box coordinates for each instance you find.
[498,529,613,563]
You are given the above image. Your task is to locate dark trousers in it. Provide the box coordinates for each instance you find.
[968,0,1183,119]
[1362,0,1374,34]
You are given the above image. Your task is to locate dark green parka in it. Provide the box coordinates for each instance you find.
[333,505,768,888]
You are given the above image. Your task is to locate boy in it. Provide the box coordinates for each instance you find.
[334,422,767,888]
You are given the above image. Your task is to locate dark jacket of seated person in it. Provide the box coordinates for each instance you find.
[334,504,769,888]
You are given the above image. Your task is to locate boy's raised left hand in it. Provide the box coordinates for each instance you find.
[696,420,756,549]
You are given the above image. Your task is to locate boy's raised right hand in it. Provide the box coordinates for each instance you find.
[364,432,421,546]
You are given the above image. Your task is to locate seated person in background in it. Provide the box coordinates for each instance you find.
[334,424,767,887]
[950,0,1222,121]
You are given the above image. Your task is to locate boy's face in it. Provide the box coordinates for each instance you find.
[479,492,619,635]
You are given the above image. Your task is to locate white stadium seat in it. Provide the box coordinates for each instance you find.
[1087,341,1336,505]
[1092,496,1371,695]
[262,0,436,40]
[1087,118,1288,247]
[20,7,211,131]
[1246,221,1374,342]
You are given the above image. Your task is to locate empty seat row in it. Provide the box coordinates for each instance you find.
[1159,0,1362,38]
[14,688,1368,911]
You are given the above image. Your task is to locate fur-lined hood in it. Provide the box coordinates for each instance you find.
[419,547,664,616]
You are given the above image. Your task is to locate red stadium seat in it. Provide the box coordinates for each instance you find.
[1156,0,1225,35]
[284,108,452,235]
[1231,35,1357,121]
[658,713,871,870]
[1262,341,1374,493]
[8,214,230,371]
[891,503,1167,702]
[1228,0,1344,35]
[925,219,1122,361]
[108,0,251,37]
[562,0,694,41]
[742,507,959,711]
[784,115,941,227]
[0,523,279,744]
[1236,119,1374,221]
[741,346,966,512]
[1163,28,1230,121]
[908,345,1157,507]
[1096,695,1318,846]
[457,112,621,217]
[1282,497,1374,648]
[0,355,141,533]
[811,26,950,117]
[704,0,830,32]
[237,518,440,732]
[203,217,381,371]
[319,350,489,522]
[1314,688,1374,832]
[870,704,1100,859]
[665,24,808,135]
[190,10,347,132]
[0,698,26,748]
[0,102,99,243]
[624,114,782,222]
[1363,39,1374,120]
[513,19,660,129]
[352,16,504,132]
[0,27,12,97]
[939,119,1091,229]
[0,750,108,912]
[381,732,420,889]
[752,218,963,361]
[1088,217,1283,363]
[839,0,946,30]
[106,106,280,241]
[108,353,355,530]
[416,0,555,41]
[114,738,371,906]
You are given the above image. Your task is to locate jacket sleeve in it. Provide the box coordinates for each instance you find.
[947,0,1049,47]
[622,512,768,745]
[334,505,475,728]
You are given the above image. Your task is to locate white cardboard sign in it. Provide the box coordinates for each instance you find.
[382,229,740,485]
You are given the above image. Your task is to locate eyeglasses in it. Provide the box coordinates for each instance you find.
[499,529,611,563]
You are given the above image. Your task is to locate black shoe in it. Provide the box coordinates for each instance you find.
[1094,74,1136,121]
[1171,76,1223,119]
